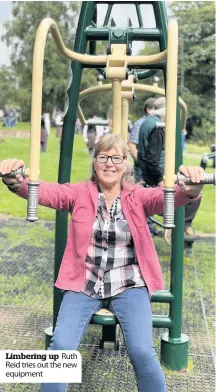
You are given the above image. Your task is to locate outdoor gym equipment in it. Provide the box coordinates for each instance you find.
[20,16,176,227]
[2,2,215,371]
[77,81,188,151]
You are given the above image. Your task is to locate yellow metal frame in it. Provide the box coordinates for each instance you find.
[78,84,187,138]
[28,17,169,183]
[121,75,135,141]
[25,16,179,228]
[164,20,178,189]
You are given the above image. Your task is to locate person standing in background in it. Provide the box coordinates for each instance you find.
[129,97,164,237]
[137,97,201,240]
[40,115,48,152]
[40,112,50,152]
[55,110,63,142]
[83,114,102,156]
[128,98,155,182]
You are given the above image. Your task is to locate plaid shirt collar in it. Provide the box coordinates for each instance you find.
[85,180,137,212]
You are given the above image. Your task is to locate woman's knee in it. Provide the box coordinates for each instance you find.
[128,344,156,368]
[49,330,75,351]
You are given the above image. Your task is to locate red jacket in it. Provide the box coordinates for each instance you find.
[17,179,197,295]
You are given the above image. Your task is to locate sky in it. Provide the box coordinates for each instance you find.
[0,1,12,65]
[0,1,166,66]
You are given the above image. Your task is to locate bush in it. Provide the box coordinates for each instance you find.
[190,120,215,146]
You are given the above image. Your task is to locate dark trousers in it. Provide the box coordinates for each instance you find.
[184,197,202,226]
[40,141,47,152]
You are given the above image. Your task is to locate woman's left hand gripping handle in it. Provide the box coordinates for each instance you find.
[0,158,25,190]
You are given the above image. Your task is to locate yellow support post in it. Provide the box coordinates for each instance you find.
[106,44,127,134]
[121,75,134,141]
[121,98,129,141]
[163,19,178,228]
[164,19,178,190]
[111,79,122,134]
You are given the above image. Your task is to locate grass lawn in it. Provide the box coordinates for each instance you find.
[0,121,31,131]
[0,131,91,220]
[182,151,215,233]
[185,142,213,155]
[0,131,215,232]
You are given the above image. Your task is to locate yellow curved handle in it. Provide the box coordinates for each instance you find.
[29,18,106,182]
[79,84,112,101]
[35,18,167,67]
[127,50,167,65]
[78,82,187,133]
[29,16,175,181]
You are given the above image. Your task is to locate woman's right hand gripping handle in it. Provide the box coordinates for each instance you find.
[0,158,25,191]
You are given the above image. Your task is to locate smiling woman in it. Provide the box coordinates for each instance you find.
[91,134,135,204]
[91,135,134,209]
[0,135,204,392]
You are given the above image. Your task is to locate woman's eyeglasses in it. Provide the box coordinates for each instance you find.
[95,155,125,164]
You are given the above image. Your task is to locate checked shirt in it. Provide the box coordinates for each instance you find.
[83,192,145,299]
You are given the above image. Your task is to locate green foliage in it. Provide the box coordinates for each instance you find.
[80,69,112,119]
[140,41,160,56]
[130,42,164,121]
[0,66,18,108]
[169,1,215,143]
[80,42,113,119]
[191,120,215,146]
[2,1,80,120]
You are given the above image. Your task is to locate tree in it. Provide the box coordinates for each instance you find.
[128,42,165,122]
[169,1,215,143]
[0,66,18,109]
[2,1,80,120]
[79,41,113,120]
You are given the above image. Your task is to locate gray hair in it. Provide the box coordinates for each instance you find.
[90,134,135,187]
[151,96,166,117]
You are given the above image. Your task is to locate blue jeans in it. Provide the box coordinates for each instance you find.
[40,288,166,392]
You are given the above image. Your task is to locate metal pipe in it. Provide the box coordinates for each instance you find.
[135,69,157,80]
[151,290,174,303]
[39,18,167,66]
[176,172,216,186]
[121,98,129,141]
[112,79,122,134]
[103,4,113,27]
[0,167,30,179]
[77,105,87,126]
[77,83,187,134]
[135,3,144,27]
[163,20,178,228]
[85,27,163,42]
[79,84,112,101]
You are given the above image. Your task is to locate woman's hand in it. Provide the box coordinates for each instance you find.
[178,165,205,197]
[0,158,25,190]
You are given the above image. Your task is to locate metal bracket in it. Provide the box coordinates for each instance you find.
[106,44,127,80]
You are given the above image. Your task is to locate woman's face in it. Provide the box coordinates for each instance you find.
[93,146,127,188]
